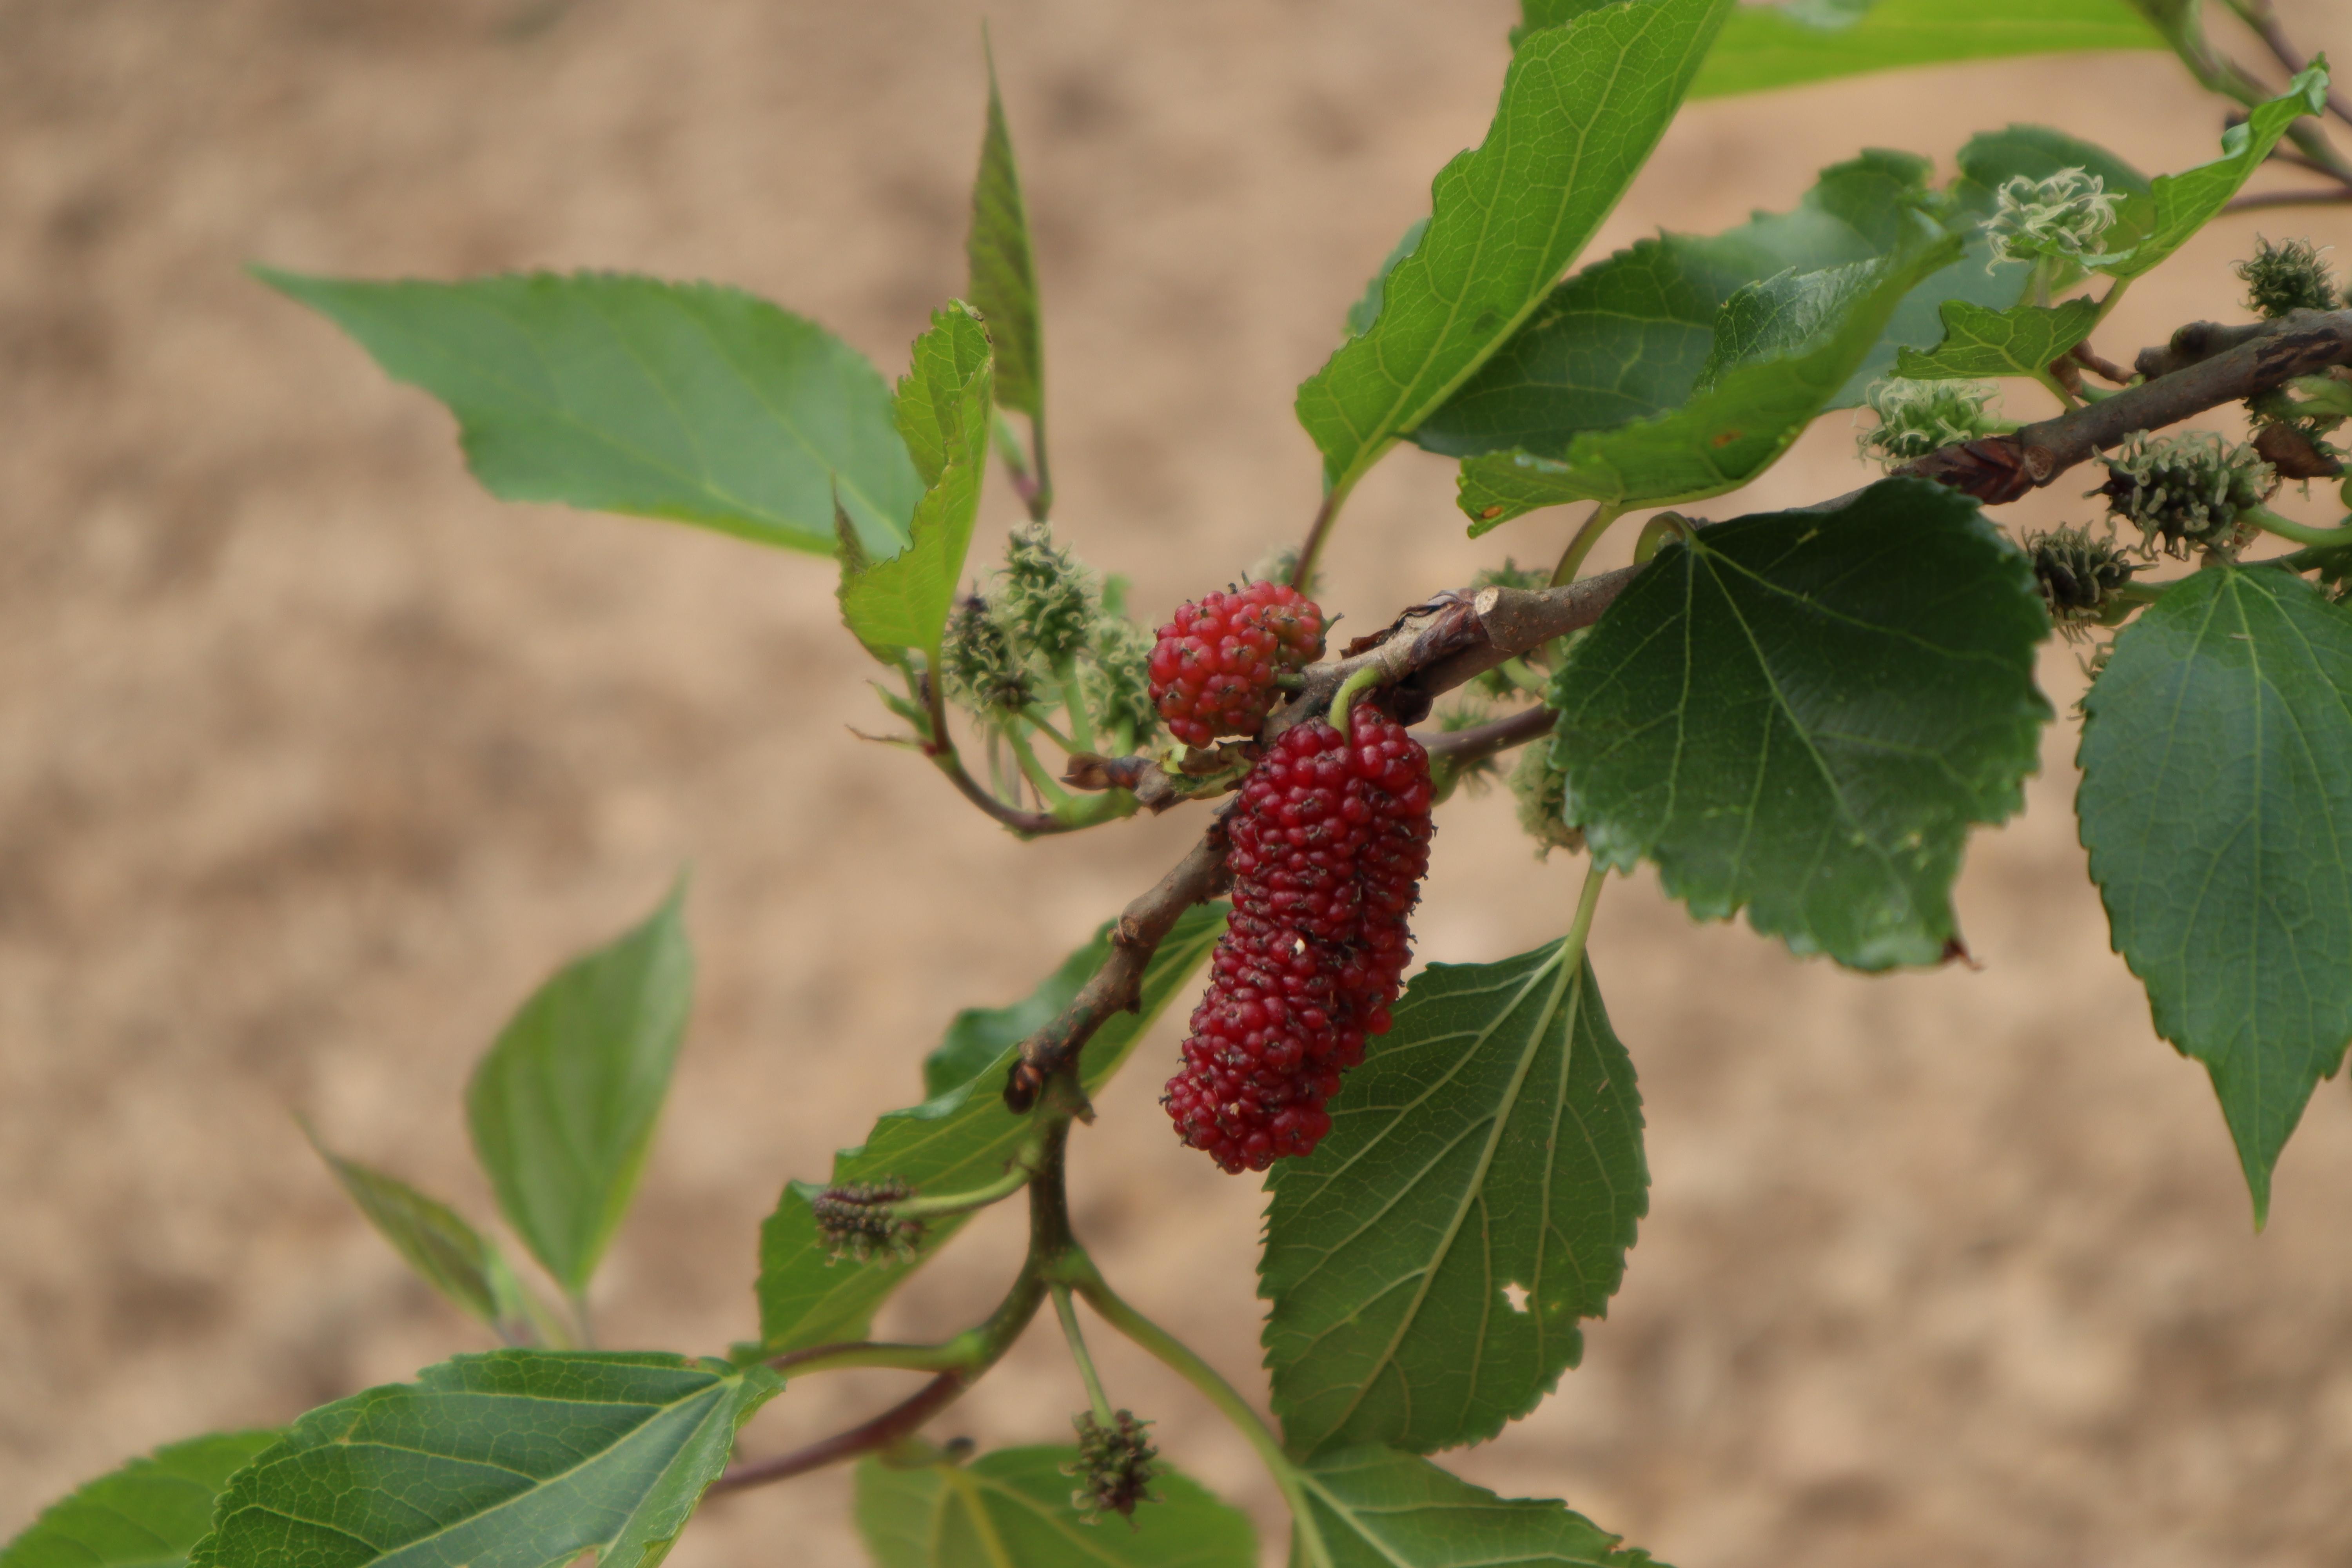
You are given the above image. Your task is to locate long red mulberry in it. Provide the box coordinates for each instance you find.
[1147,582,1325,749]
[1164,709,1434,1172]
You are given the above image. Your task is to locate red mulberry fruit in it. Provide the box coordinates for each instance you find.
[1147,581,1325,749]
[1164,710,1433,1172]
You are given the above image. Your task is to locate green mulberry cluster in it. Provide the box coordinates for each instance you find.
[939,523,1160,751]
[2022,526,2136,633]
[2096,430,2276,556]
[1066,1410,1158,1521]
[1981,167,2120,269]
[2236,235,2339,319]
[1857,378,2004,468]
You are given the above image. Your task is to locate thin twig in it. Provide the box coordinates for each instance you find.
[1423,703,1557,766]
[935,747,1079,836]
[2231,0,2352,131]
[708,1370,969,1495]
[2225,187,2352,212]
[1290,488,1341,591]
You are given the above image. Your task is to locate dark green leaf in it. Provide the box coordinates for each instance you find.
[755,905,1226,1353]
[1893,297,2103,380]
[467,880,693,1297]
[922,931,1109,1100]
[2076,565,2352,1224]
[967,47,1044,424]
[1686,0,2161,100]
[303,1127,531,1338]
[855,1447,1255,1568]
[1552,480,2051,969]
[1456,236,1960,525]
[1295,1448,1659,1568]
[2,1434,278,1568]
[2090,68,2328,281]
[189,1353,776,1568]
[255,269,921,557]
[1343,218,1429,340]
[1261,942,1643,1456]
[837,303,994,668]
[1294,0,1733,499]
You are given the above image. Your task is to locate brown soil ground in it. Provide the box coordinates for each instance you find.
[5,3,2352,1564]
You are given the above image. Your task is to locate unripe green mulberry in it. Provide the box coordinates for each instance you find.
[2023,526,2136,630]
[1981,167,2119,269]
[2096,430,2276,555]
[1002,521,1096,665]
[1083,615,1161,746]
[1067,1410,1158,1521]
[942,594,1035,716]
[2235,236,2339,319]
[1857,378,2002,467]
[1509,741,1583,858]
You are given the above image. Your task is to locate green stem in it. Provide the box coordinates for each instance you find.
[769,1338,992,1377]
[2035,367,2082,410]
[567,1291,597,1350]
[891,1154,1037,1222]
[1294,468,1370,592]
[1054,662,1098,753]
[1328,666,1385,739]
[1052,1285,1117,1426]
[1018,705,1080,753]
[2246,504,2352,550]
[1005,724,1075,810]
[1550,503,1624,586]
[1068,1263,1333,1568]
[1494,657,1548,696]
[1564,857,1608,962]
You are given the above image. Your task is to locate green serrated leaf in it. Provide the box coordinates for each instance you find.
[2089,66,2328,281]
[1343,218,1430,340]
[855,1447,1255,1568]
[755,904,1227,1353]
[838,303,994,668]
[1457,234,1960,525]
[1552,479,2051,969]
[922,931,1109,1100]
[967,49,1044,425]
[1295,1448,1661,1568]
[1294,0,1733,501]
[254,268,921,557]
[1261,940,1643,1457]
[1894,296,2104,379]
[467,880,693,1297]
[189,1353,776,1568]
[302,1127,521,1336]
[2,1433,279,1568]
[1686,0,2162,100]
[2076,565,2352,1224]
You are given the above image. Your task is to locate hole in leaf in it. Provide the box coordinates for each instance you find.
[1502,1282,1531,1313]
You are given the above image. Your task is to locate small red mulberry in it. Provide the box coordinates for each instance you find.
[1164,710,1433,1172]
[1147,581,1325,749]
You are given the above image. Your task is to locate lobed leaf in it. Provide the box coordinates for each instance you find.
[2088,67,2329,281]
[1,1434,278,1568]
[1686,0,2162,101]
[1295,1447,1659,1568]
[1261,941,1644,1457]
[303,1129,532,1339]
[1894,297,2104,381]
[188,1353,776,1568]
[754,905,1226,1353]
[1457,235,1960,525]
[1294,0,1733,499]
[466,880,693,1298]
[854,1447,1255,1568]
[966,47,1045,424]
[1552,480,2051,969]
[837,302,995,669]
[2076,566,2352,1224]
[256,268,920,556]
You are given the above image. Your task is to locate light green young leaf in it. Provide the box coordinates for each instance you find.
[2076,565,2352,1225]
[967,47,1044,424]
[1552,480,2050,969]
[303,1127,527,1337]
[1457,235,1959,526]
[1686,0,2162,100]
[922,929,1110,1099]
[1261,941,1643,1457]
[837,303,995,668]
[855,1447,1255,1568]
[1296,1448,1659,1568]
[467,880,693,1297]
[1294,0,1733,501]
[1,1433,278,1568]
[755,905,1226,1353]
[2089,66,2328,281]
[255,269,921,556]
[1893,296,2104,379]
[188,1353,777,1568]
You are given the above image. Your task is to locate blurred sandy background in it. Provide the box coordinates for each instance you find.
[6,2,2352,1564]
